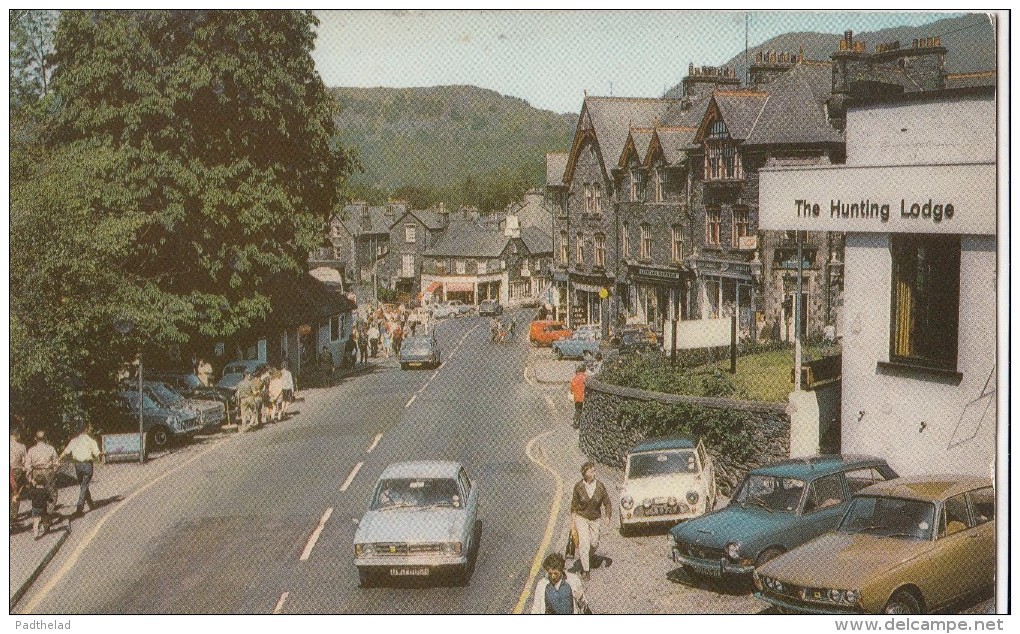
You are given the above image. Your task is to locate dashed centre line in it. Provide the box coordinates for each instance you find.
[366,433,382,454]
[273,592,289,614]
[405,393,417,408]
[340,462,364,492]
[300,507,333,561]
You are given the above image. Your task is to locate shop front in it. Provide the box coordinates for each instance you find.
[692,258,756,337]
[626,264,690,340]
[568,274,611,329]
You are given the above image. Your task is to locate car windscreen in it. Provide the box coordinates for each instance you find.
[146,382,185,407]
[622,331,652,344]
[122,391,160,411]
[371,478,462,510]
[402,339,434,355]
[734,474,807,512]
[838,495,935,540]
[627,450,697,478]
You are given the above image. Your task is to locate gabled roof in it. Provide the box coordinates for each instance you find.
[392,207,447,232]
[520,226,553,254]
[647,126,697,165]
[707,90,769,142]
[565,96,680,183]
[341,204,392,236]
[546,152,568,186]
[744,62,844,146]
[423,220,508,258]
[618,127,654,168]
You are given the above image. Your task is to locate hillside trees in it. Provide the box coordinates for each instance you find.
[10,10,353,431]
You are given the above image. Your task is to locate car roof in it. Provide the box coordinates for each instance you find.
[379,461,463,480]
[752,454,887,479]
[856,475,992,502]
[629,436,697,453]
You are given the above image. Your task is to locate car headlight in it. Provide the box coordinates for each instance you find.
[686,491,699,505]
[620,495,634,510]
[167,414,180,428]
[726,542,741,560]
[354,543,374,558]
[678,502,690,514]
[667,496,678,506]
[845,589,861,605]
[642,498,652,508]
[443,542,463,556]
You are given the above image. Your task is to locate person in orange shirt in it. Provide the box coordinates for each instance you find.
[570,364,587,429]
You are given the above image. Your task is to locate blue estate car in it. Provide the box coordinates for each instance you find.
[669,454,898,580]
[551,330,602,360]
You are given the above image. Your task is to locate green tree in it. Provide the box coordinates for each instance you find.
[11,10,353,429]
[9,9,58,113]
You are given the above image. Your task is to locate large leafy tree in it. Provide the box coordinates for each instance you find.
[11,10,353,430]
[9,10,58,112]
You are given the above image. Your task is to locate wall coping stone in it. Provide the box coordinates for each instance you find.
[586,377,789,415]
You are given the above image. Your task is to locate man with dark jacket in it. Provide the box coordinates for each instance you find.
[570,461,611,581]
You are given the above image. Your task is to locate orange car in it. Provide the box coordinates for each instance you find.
[529,320,573,347]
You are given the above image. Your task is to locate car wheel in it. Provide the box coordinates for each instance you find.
[619,520,632,537]
[555,349,564,360]
[149,425,171,450]
[358,568,374,588]
[756,547,785,567]
[884,590,922,614]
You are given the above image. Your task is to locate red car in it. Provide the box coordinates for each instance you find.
[529,320,573,347]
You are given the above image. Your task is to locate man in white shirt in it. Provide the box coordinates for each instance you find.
[279,361,295,419]
[61,423,102,516]
[23,429,59,512]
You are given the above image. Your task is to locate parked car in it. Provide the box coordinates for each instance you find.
[113,389,205,450]
[669,454,898,580]
[149,371,238,425]
[477,299,503,317]
[618,325,659,354]
[754,475,994,614]
[528,320,572,347]
[449,299,472,315]
[552,329,602,360]
[143,380,226,433]
[399,336,441,370]
[431,302,460,319]
[353,461,481,586]
[573,323,601,338]
[217,360,268,392]
[618,437,717,535]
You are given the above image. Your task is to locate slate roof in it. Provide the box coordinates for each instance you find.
[342,203,393,236]
[649,126,698,164]
[626,128,654,165]
[408,208,448,231]
[546,152,568,186]
[520,226,553,254]
[744,62,844,146]
[711,90,769,141]
[583,97,680,174]
[423,220,508,258]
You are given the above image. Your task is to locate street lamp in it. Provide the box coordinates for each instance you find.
[114,317,145,464]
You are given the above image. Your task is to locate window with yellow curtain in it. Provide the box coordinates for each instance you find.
[889,234,961,370]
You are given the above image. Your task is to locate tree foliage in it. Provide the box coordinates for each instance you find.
[9,10,58,113]
[10,10,353,431]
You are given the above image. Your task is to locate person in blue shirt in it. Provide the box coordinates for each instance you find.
[531,552,590,614]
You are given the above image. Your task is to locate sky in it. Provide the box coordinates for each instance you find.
[310,10,969,114]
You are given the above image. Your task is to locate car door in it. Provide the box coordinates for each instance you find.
[696,441,716,508]
[797,473,848,544]
[458,468,478,552]
[928,490,991,606]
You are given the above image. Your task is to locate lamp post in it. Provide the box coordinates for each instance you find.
[114,317,145,463]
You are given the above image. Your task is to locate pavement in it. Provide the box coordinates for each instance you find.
[8,355,387,612]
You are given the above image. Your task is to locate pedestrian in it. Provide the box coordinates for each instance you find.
[266,368,284,422]
[368,321,381,358]
[530,552,590,614]
[319,345,335,381]
[357,329,369,364]
[570,364,587,429]
[391,322,403,356]
[21,472,56,539]
[381,321,391,358]
[59,422,101,517]
[280,361,296,420]
[196,357,214,387]
[23,429,59,514]
[570,461,612,582]
[10,427,27,520]
[236,370,256,433]
[490,317,500,342]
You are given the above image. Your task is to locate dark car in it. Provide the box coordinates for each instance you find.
[113,389,205,450]
[399,336,441,370]
[618,325,659,354]
[478,299,503,317]
[147,371,237,427]
[669,454,899,581]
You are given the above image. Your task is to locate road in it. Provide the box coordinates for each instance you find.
[23,312,556,614]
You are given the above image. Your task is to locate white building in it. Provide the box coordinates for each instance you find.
[759,85,996,477]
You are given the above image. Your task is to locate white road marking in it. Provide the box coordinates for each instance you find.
[339,462,364,492]
[300,507,333,561]
[273,592,289,614]
[405,393,417,408]
[366,433,382,454]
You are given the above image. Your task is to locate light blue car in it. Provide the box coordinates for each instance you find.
[551,330,601,360]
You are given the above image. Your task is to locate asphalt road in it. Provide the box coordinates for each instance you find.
[22,312,556,614]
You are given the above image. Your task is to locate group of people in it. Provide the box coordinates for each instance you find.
[489,316,516,344]
[531,461,612,614]
[347,303,431,366]
[11,424,102,539]
[235,362,295,433]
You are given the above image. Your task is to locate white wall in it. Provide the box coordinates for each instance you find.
[841,233,996,477]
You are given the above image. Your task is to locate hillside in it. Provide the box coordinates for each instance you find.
[332,85,576,207]
[665,13,996,97]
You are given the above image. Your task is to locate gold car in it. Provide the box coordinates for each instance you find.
[754,475,994,614]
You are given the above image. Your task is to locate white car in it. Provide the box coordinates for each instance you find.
[431,302,459,319]
[618,437,717,535]
[353,461,480,586]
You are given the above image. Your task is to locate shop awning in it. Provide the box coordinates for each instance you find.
[425,281,442,294]
[445,282,475,292]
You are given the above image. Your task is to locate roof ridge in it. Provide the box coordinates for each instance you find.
[587,95,683,103]
[946,70,996,78]
[654,125,697,132]
[715,89,769,97]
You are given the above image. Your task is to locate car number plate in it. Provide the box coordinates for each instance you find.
[390,567,430,577]
[409,362,422,367]
[686,558,723,578]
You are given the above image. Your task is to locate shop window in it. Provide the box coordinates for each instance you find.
[706,208,721,245]
[640,224,651,260]
[671,227,683,263]
[732,206,749,245]
[889,235,960,371]
[405,224,416,243]
[456,260,466,274]
[594,233,605,268]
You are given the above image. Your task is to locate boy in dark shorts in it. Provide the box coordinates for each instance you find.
[22,474,56,539]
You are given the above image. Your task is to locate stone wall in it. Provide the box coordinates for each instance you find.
[579,378,791,494]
